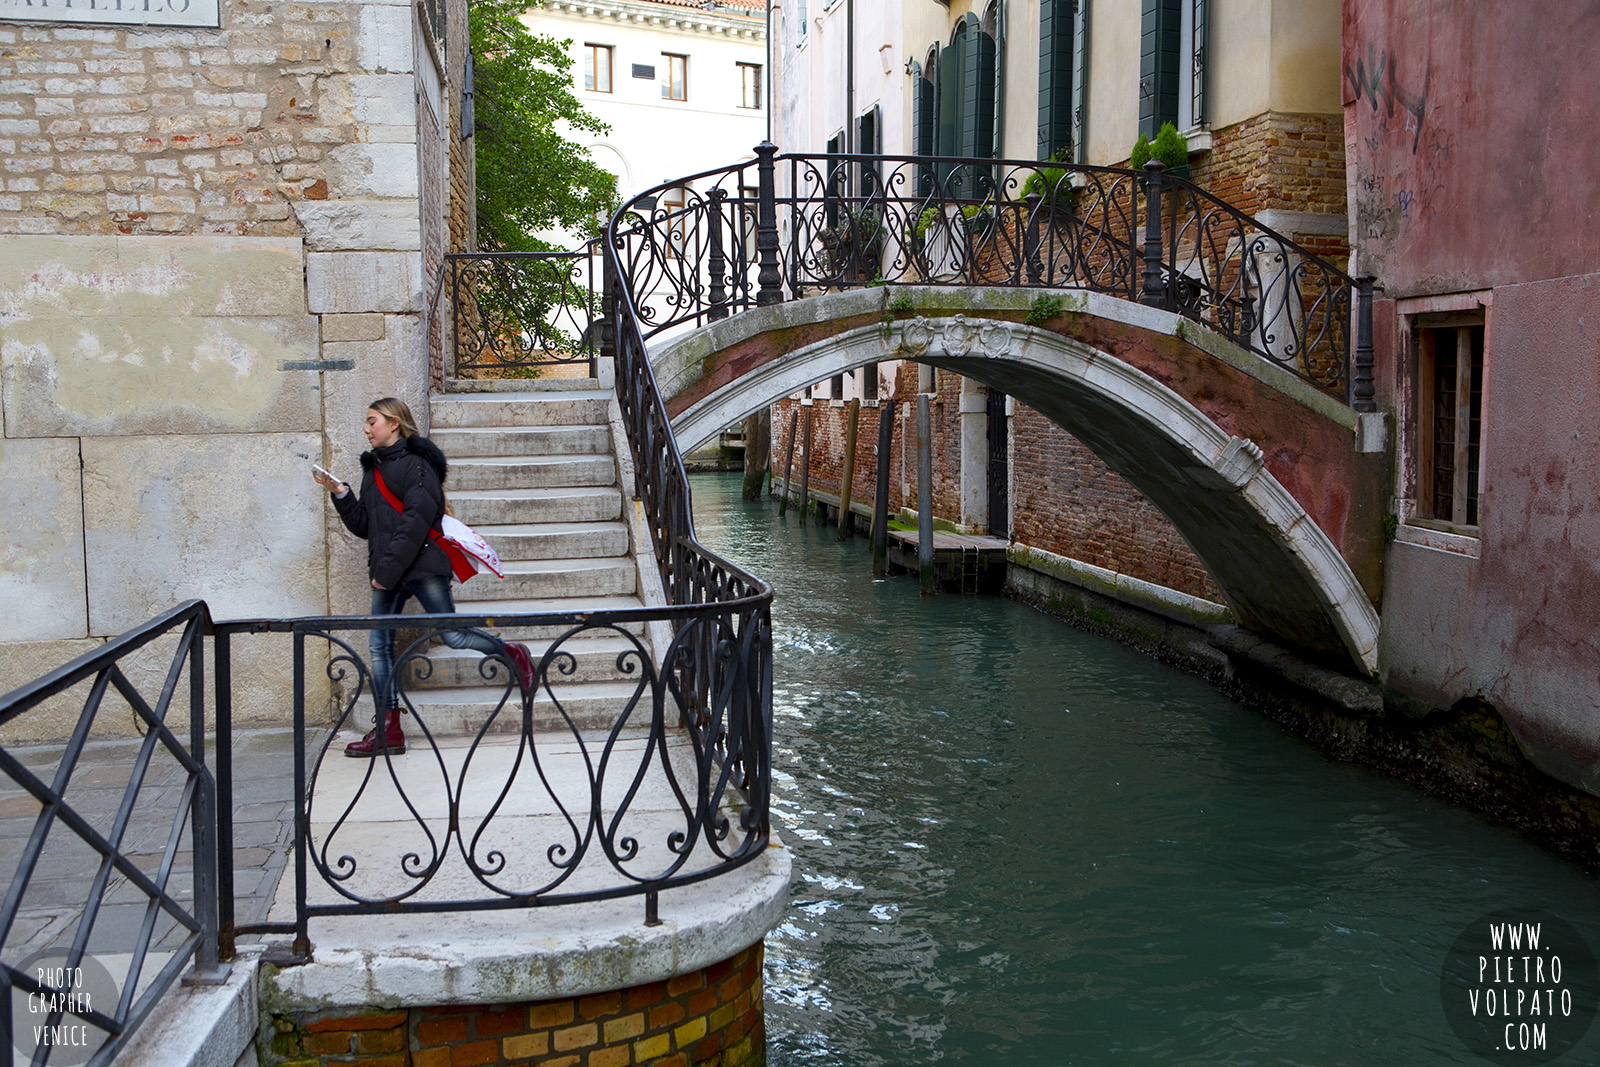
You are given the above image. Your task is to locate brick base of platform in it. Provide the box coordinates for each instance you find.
[262,943,765,1067]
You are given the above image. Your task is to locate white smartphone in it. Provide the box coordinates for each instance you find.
[312,463,345,485]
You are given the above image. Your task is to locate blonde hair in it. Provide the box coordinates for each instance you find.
[368,397,420,439]
[369,396,453,515]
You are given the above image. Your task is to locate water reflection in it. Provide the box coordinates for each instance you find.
[689,473,1600,1066]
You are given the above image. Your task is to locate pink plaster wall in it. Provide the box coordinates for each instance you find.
[1344,1,1600,293]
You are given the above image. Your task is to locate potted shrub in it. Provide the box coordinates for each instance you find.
[1131,122,1190,178]
[1022,148,1076,216]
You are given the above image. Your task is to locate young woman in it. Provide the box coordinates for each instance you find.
[314,397,536,757]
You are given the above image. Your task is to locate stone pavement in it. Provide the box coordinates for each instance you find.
[0,727,322,975]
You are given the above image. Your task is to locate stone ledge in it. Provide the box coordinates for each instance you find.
[261,841,791,1012]
[1007,542,1233,629]
[115,946,264,1067]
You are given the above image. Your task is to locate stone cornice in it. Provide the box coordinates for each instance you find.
[541,0,767,40]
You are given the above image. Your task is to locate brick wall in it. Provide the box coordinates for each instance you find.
[770,370,1223,602]
[1009,402,1222,600]
[263,944,764,1067]
[1188,110,1347,222]
[0,8,365,236]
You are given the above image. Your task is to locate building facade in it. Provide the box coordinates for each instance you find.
[1346,0,1600,791]
[767,0,1346,607]
[523,0,767,245]
[0,0,474,736]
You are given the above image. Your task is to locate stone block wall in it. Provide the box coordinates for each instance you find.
[262,943,765,1067]
[0,0,462,739]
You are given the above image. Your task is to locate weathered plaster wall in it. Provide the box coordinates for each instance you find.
[1344,0,1600,291]
[1377,273,1600,791]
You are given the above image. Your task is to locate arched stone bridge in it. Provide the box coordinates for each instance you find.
[650,285,1389,675]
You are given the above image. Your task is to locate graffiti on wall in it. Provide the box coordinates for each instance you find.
[1345,43,1430,153]
[1349,42,1448,244]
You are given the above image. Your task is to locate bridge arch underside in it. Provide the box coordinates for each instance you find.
[671,322,1379,674]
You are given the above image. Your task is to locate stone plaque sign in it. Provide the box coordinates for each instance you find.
[0,0,221,29]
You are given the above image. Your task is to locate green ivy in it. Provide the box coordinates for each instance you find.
[471,0,619,252]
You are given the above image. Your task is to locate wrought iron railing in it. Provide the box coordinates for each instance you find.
[443,248,601,377]
[596,147,1375,409]
[0,601,222,1067]
[0,594,772,1065]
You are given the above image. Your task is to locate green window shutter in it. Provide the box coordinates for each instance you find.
[912,57,936,196]
[1139,0,1180,139]
[1038,0,1075,159]
[938,29,965,195]
[1191,0,1207,127]
[1072,0,1090,162]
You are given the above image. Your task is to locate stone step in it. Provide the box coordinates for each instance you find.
[431,391,612,429]
[472,521,630,561]
[450,486,621,526]
[432,425,612,458]
[404,635,652,690]
[445,595,652,639]
[466,558,636,601]
[407,681,655,735]
[444,377,604,394]
[449,454,616,491]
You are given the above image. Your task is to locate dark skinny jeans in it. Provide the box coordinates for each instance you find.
[368,572,504,715]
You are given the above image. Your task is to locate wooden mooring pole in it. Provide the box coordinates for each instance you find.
[916,393,935,595]
[797,404,813,526]
[871,398,896,575]
[778,405,799,514]
[838,398,860,539]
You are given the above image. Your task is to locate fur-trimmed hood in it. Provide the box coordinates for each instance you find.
[360,435,449,484]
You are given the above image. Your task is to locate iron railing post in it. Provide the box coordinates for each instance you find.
[755,141,783,307]
[214,629,235,961]
[599,249,617,368]
[707,187,728,321]
[291,630,311,962]
[186,619,226,982]
[1023,191,1044,285]
[1352,275,1376,413]
[1141,159,1167,307]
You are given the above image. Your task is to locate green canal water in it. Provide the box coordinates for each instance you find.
[688,473,1600,1066]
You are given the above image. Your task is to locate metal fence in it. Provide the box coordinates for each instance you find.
[0,592,772,1066]
[597,148,1375,409]
[441,248,602,377]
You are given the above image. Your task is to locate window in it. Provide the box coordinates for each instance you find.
[739,62,761,109]
[1141,0,1206,137]
[1416,320,1485,527]
[661,53,687,100]
[660,187,688,257]
[584,44,613,93]
[1038,0,1090,160]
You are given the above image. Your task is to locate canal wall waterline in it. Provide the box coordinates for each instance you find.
[1005,540,1600,876]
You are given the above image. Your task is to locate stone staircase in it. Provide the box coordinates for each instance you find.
[402,382,659,735]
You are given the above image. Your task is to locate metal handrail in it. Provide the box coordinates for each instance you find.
[0,601,221,1067]
[443,245,602,376]
[0,592,775,1065]
[598,147,1374,408]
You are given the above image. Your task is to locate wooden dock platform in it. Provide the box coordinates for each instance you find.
[886,528,1009,593]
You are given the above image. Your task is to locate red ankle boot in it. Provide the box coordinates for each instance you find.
[344,708,406,757]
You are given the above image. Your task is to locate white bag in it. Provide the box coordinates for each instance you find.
[440,514,505,579]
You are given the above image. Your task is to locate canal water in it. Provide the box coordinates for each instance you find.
[687,473,1600,1066]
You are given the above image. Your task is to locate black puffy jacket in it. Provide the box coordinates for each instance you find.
[333,436,453,590]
